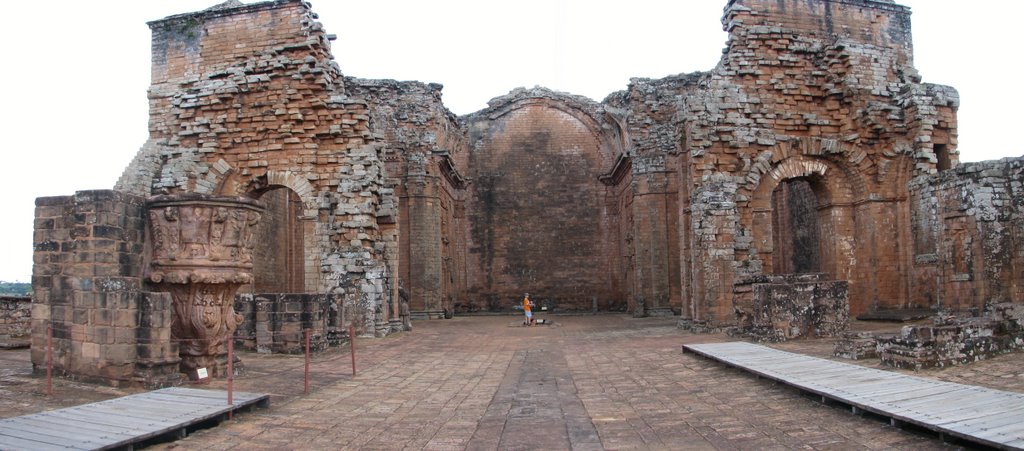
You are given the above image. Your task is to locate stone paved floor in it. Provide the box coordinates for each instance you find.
[3,315,1023,449]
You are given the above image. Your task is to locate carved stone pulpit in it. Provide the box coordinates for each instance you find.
[146,194,265,379]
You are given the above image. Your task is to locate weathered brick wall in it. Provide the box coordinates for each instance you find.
[604,75,704,316]
[114,0,395,334]
[628,156,683,316]
[909,158,1024,309]
[653,0,961,325]
[0,295,31,341]
[463,89,625,311]
[31,190,178,387]
[603,158,634,313]
[346,78,467,317]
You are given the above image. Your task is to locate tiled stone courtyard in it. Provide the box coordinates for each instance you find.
[5,315,1022,449]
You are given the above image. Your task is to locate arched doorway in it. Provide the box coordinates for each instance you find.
[752,157,858,290]
[248,186,311,293]
[770,177,822,275]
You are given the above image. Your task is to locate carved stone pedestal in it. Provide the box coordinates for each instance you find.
[146,194,264,379]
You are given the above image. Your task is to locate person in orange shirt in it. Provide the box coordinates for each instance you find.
[523,293,534,326]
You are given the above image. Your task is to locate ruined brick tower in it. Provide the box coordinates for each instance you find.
[114,0,398,330]
[31,0,1023,384]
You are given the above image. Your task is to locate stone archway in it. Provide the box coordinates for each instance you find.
[247,186,311,293]
[192,163,325,294]
[750,156,860,303]
[771,177,823,275]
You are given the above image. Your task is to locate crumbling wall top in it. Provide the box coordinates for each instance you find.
[726,0,904,13]
[724,0,913,50]
[465,86,628,168]
[147,0,308,28]
[470,86,613,122]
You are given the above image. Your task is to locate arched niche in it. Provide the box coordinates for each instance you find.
[244,185,317,294]
[750,156,858,283]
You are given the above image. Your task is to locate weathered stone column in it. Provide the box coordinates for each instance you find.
[146,194,264,379]
[404,170,445,319]
[690,174,740,326]
[630,157,680,317]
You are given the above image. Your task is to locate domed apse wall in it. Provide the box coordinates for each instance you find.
[464,102,624,311]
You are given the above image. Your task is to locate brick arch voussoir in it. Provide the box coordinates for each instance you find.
[194,158,235,196]
[749,155,858,211]
[213,168,319,218]
[486,97,623,167]
[253,170,319,216]
[740,136,873,202]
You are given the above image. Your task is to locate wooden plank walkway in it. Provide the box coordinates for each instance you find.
[683,342,1024,450]
[0,387,269,450]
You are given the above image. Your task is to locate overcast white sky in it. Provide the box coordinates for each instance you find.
[0,1,1020,282]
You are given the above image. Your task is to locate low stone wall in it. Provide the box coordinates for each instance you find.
[32,191,180,388]
[234,293,342,354]
[879,303,1024,370]
[730,273,849,342]
[0,295,31,345]
[833,331,881,360]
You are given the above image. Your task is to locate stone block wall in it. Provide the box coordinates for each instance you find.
[31,190,179,387]
[731,273,849,341]
[833,332,880,360]
[0,295,31,344]
[879,303,1024,370]
[909,158,1024,310]
[234,293,333,354]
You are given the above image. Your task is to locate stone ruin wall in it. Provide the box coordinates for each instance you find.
[462,89,628,312]
[29,0,1024,387]
[114,0,397,333]
[29,0,410,386]
[673,0,960,326]
[0,296,31,346]
[909,158,1024,310]
[32,191,178,386]
[345,78,469,318]
[604,74,706,316]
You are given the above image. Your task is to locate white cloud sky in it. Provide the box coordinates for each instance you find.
[0,0,1019,282]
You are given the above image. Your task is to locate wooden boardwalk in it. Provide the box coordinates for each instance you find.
[0,387,269,450]
[683,341,1024,450]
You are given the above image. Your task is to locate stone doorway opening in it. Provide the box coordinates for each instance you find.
[752,160,857,286]
[742,163,856,339]
[249,186,311,294]
[234,186,335,353]
[771,177,823,275]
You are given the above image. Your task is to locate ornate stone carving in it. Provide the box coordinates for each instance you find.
[146,194,264,378]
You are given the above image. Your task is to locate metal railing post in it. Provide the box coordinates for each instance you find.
[349,325,356,377]
[228,336,234,420]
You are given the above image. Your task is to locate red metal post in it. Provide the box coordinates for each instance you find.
[349,324,356,377]
[227,336,234,420]
[46,323,53,396]
[304,328,310,394]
